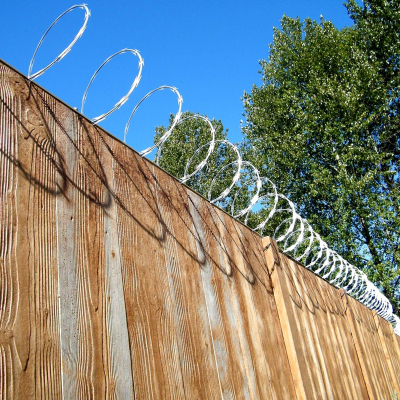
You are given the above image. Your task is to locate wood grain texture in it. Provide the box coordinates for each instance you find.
[263,237,369,400]
[55,112,134,399]
[112,145,188,400]
[189,190,252,399]
[186,192,297,400]
[0,61,20,400]
[1,59,400,399]
[374,314,400,393]
[151,165,220,399]
[397,335,400,358]
[343,293,397,399]
[29,86,62,400]
[1,63,63,399]
[218,210,297,400]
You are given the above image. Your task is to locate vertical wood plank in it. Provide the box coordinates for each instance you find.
[374,315,400,394]
[56,113,135,399]
[343,293,396,399]
[56,109,80,399]
[191,198,256,399]
[0,64,49,399]
[212,210,260,400]
[263,237,369,400]
[56,115,110,399]
[0,62,19,400]
[111,143,186,400]
[216,210,275,399]
[112,145,162,399]
[188,190,246,399]
[151,166,222,399]
[20,85,63,399]
[228,219,297,400]
[102,147,135,399]
[262,237,308,400]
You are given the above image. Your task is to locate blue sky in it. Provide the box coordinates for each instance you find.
[1,1,352,154]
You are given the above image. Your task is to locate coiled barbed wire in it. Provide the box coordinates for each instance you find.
[28,4,90,81]
[27,4,400,333]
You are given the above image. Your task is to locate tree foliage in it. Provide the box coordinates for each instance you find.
[154,111,240,208]
[242,1,400,314]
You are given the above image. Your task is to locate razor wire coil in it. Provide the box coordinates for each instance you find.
[27,3,400,333]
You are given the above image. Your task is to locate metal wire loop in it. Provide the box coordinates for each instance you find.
[28,4,90,80]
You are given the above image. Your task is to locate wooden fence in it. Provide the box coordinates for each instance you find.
[1,59,400,399]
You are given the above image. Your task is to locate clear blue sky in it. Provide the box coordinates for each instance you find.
[0,1,352,154]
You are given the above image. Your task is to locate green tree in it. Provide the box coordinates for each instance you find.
[154,112,288,232]
[154,111,241,209]
[242,3,400,314]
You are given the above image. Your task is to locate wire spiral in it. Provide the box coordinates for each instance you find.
[28,4,90,80]
[28,4,400,333]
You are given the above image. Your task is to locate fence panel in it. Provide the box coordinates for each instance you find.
[262,237,369,400]
[0,59,296,400]
[2,58,400,400]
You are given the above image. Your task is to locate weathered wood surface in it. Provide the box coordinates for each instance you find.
[398,335,400,355]
[0,60,297,399]
[2,59,400,399]
[1,61,63,399]
[343,293,398,399]
[374,314,400,393]
[262,237,369,400]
